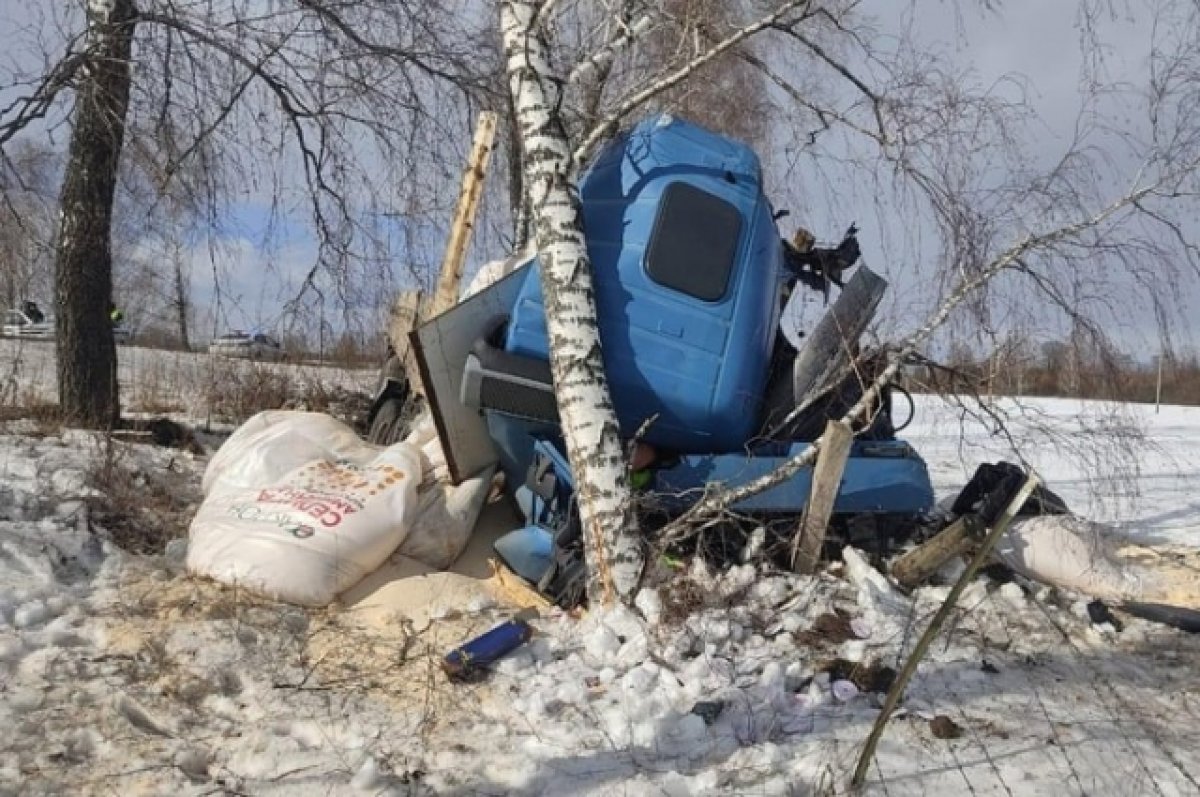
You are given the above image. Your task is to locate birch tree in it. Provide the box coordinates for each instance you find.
[501,0,815,603]
[500,0,1200,599]
[502,2,640,605]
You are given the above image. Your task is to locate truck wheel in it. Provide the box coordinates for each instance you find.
[366,354,413,445]
[367,396,408,446]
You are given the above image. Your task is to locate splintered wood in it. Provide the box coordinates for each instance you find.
[791,420,853,574]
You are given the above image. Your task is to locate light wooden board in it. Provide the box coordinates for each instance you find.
[431,112,499,316]
[791,420,854,573]
[890,514,982,589]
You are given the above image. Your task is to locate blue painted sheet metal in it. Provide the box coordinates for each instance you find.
[654,440,935,515]
[505,115,784,452]
[489,411,934,519]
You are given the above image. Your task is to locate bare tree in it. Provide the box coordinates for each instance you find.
[1,1,487,425]
[500,0,1200,604]
[0,140,57,309]
[52,0,136,428]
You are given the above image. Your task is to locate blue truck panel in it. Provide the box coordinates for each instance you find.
[653,440,935,515]
[505,115,783,452]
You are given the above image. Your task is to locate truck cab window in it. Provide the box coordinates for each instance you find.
[645,182,742,301]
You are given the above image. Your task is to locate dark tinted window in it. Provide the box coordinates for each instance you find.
[645,182,742,301]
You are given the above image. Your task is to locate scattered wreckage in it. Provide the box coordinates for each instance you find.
[185,113,1198,640]
[362,114,1199,631]
[368,115,936,607]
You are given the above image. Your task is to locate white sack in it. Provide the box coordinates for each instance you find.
[996,515,1146,601]
[188,411,422,606]
[393,411,493,569]
[201,410,370,498]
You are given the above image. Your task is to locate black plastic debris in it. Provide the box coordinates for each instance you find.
[690,700,726,726]
[1121,602,1200,633]
[1086,600,1123,631]
[951,461,1070,520]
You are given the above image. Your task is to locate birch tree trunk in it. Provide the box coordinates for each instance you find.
[501,1,642,605]
[54,0,137,427]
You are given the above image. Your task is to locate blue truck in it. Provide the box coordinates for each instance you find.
[374,114,934,606]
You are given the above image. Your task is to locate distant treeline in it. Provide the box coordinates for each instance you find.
[911,338,1200,406]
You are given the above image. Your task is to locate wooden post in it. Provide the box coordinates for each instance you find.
[890,514,984,590]
[791,420,854,573]
[851,472,1040,790]
[430,111,499,317]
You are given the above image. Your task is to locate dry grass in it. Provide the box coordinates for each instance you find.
[0,399,64,433]
[85,434,203,555]
[1,338,377,430]
[202,362,297,422]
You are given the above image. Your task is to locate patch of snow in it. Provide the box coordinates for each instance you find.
[3,396,1200,794]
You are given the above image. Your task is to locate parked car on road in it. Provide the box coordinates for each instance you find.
[2,308,53,339]
[2,308,133,343]
[208,331,287,361]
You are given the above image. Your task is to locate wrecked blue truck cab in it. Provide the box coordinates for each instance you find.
[444,114,934,602]
[504,115,784,453]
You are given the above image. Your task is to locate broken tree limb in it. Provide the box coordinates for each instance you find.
[430,110,498,317]
[890,514,985,590]
[791,420,853,573]
[851,472,1040,790]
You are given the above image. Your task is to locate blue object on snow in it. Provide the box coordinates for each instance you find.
[443,620,534,679]
[493,524,555,584]
[504,114,785,452]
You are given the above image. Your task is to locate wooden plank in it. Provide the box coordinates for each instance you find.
[430,111,499,317]
[411,261,533,484]
[488,558,554,611]
[791,420,854,573]
[890,514,984,589]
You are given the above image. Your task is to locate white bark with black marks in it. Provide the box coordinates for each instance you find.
[501,1,642,604]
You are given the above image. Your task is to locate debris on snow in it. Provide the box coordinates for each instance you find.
[4,398,1200,794]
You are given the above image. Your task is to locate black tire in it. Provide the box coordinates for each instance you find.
[367,396,408,445]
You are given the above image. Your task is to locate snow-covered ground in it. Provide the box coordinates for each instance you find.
[909,393,1200,546]
[0,337,376,421]
[2,393,1199,796]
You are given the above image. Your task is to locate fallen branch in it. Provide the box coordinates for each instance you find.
[890,514,984,590]
[850,472,1040,790]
